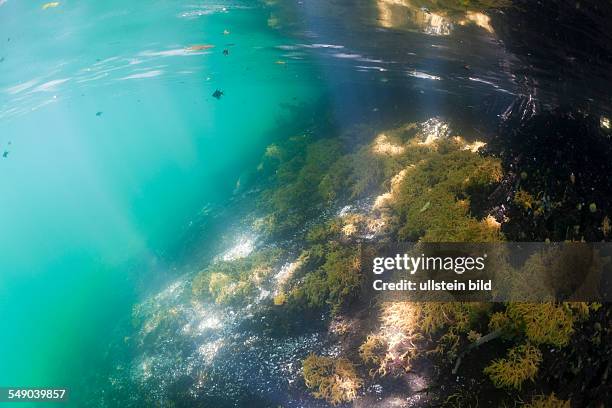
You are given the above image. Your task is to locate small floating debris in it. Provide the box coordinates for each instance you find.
[186,44,214,51]
[96,111,103,117]
[456,137,486,153]
[484,214,501,230]
[42,2,60,9]
[2,151,8,158]
[372,133,405,155]
[223,29,230,35]
[603,216,611,237]
[408,70,441,80]
[419,201,431,213]
[275,60,286,65]
[212,89,224,99]
[119,70,162,80]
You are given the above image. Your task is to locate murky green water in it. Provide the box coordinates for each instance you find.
[0,1,319,405]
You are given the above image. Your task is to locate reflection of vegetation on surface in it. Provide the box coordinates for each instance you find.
[375,0,510,35]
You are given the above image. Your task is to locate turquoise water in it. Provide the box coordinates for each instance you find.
[0,1,319,404]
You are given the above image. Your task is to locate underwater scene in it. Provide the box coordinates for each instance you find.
[0,0,611,407]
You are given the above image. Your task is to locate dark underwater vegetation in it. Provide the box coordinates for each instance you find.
[1,0,612,407]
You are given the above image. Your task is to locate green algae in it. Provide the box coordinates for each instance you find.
[523,393,571,408]
[256,120,504,244]
[188,117,607,405]
[390,140,503,242]
[256,137,347,238]
[192,248,284,306]
[302,354,363,405]
[288,243,363,315]
[484,343,542,389]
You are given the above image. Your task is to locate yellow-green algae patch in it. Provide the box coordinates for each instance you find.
[483,343,542,389]
[388,138,503,242]
[191,248,283,306]
[302,354,363,405]
[523,393,571,408]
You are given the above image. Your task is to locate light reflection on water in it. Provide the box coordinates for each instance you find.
[126,260,330,407]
